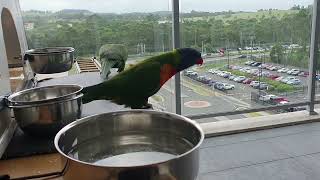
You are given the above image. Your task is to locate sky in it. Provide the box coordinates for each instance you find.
[19,0,313,13]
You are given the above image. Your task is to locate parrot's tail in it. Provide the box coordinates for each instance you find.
[81,83,108,104]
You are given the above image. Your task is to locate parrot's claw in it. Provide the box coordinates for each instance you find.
[143,103,153,109]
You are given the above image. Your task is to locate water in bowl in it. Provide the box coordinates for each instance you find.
[93,151,176,166]
[67,132,194,167]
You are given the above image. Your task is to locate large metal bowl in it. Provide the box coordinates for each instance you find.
[24,47,75,74]
[55,110,204,180]
[7,85,83,136]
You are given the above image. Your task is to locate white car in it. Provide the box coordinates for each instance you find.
[208,69,214,73]
[259,94,278,102]
[269,66,279,71]
[278,68,290,73]
[281,77,297,83]
[223,83,235,90]
[287,79,301,85]
[234,76,246,82]
[287,69,299,75]
[250,81,260,87]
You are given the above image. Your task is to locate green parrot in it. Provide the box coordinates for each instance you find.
[99,44,128,80]
[82,48,203,109]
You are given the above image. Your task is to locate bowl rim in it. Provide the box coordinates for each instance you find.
[25,47,75,55]
[54,110,205,168]
[7,84,83,106]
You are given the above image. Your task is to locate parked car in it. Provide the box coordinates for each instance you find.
[268,74,280,80]
[262,72,271,77]
[217,71,224,76]
[270,96,289,104]
[208,69,216,74]
[222,72,232,78]
[298,71,309,77]
[286,106,307,112]
[228,75,237,81]
[223,83,235,90]
[231,65,241,70]
[252,62,262,67]
[252,82,268,90]
[234,76,246,83]
[214,82,235,90]
[277,68,290,73]
[259,94,278,102]
[281,77,297,83]
[208,80,217,87]
[275,76,284,81]
[260,64,270,69]
[245,61,255,65]
[214,82,224,90]
[249,69,259,74]
[269,66,279,71]
[287,69,300,75]
[243,78,252,84]
[240,67,251,73]
[250,81,260,87]
[239,55,247,58]
[287,79,301,85]
[185,70,198,77]
[257,82,269,90]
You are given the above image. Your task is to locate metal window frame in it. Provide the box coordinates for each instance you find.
[172,0,182,114]
[172,0,320,118]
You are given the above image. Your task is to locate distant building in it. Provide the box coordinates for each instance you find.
[24,22,34,30]
[158,20,170,24]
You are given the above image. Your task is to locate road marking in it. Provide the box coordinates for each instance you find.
[162,85,189,98]
[181,79,216,97]
[244,111,272,118]
[215,116,229,121]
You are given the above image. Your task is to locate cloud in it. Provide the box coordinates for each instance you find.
[19,0,313,13]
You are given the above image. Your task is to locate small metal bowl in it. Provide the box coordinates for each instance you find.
[24,47,75,74]
[55,110,204,180]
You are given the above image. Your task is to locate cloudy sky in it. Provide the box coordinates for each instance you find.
[19,0,313,13]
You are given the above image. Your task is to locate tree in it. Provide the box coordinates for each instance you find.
[270,43,284,64]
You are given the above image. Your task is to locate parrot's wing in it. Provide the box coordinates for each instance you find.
[100,60,162,107]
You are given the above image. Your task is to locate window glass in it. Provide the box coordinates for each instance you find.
[180,0,313,121]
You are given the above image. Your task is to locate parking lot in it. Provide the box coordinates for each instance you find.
[184,59,313,107]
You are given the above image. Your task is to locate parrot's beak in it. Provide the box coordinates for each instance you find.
[196,58,204,66]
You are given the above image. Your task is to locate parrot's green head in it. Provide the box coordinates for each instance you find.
[176,48,203,72]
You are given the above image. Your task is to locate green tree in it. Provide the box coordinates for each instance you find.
[270,43,284,64]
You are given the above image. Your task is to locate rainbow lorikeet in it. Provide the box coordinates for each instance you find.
[99,44,128,80]
[82,48,203,109]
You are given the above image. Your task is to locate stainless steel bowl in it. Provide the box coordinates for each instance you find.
[7,85,83,136]
[7,85,82,106]
[24,47,75,74]
[55,110,204,180]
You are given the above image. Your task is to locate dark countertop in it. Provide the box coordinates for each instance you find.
[198,122,320,180]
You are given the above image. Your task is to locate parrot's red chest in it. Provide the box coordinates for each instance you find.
[160,64,177,86]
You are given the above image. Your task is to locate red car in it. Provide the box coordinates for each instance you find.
[270,96,289,104]
[269,74,280,80]
[298,71,309,77]
[242,78,252,84]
